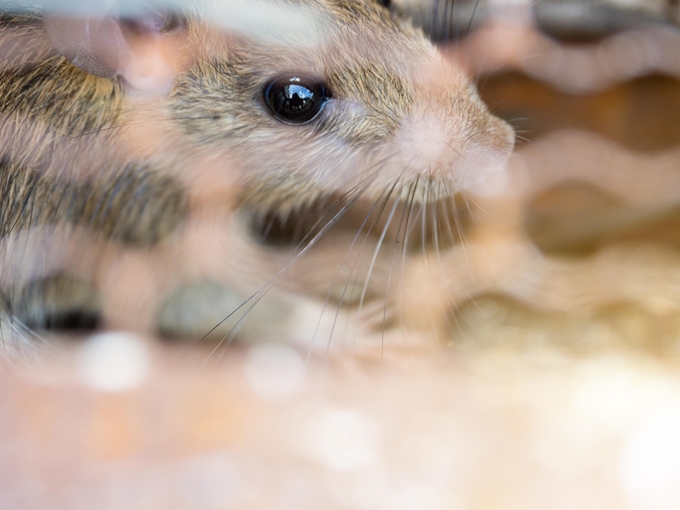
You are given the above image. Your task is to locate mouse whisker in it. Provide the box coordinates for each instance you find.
[201,185,370,367]
[307,150,406,355]
[308,178,395,359]
[380,184,415,355]
[434,184,473,342]
[350,175,402,357]
[316,183,391,344]
[440,172,483,320]
[189,150,403,362]
[421,179,431,272]
[196,168,391,366]
[0,312,52,361]
[398,179,419,347]
[432,173,468,339]
[465,0,481,38]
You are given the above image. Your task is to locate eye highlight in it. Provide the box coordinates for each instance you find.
[264,74,330,124]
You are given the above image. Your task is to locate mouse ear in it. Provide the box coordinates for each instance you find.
[44,1,187,93]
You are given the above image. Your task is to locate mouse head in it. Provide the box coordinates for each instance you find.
[172,0,515,213]
[46,0,514,213]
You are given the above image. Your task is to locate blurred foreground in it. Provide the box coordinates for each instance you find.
[3,337,680,510]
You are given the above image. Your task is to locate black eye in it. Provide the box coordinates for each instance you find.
[264,74,330,124]
[378,0,390,7]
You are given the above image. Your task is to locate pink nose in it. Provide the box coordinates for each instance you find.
[395,100,514,192]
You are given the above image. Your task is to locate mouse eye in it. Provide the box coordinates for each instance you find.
[378,0,390,7]
[264,74,330,124]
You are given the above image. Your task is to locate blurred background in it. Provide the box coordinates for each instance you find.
[3,0,680,508]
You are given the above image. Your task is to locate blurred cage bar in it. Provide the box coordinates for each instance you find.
[3,0,680,509]
[429,0,680,355]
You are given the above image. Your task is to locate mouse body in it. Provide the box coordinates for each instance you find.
[0,0,513,349]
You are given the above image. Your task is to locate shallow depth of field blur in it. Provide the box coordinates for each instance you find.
[4,1,680,509]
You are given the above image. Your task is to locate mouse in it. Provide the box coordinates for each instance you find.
[0,0,513,350]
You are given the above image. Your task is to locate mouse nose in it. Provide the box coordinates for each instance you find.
[462,97,516,169]
[394,91,515,191]
[438,76,515,168]
[392,59,515,190]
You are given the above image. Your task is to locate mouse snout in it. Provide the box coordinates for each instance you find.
[394,67,515,192]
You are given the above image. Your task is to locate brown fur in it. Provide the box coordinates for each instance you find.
[0,0,513,340]
[0,158,188,245]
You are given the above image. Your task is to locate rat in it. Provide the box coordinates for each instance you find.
[0,0,513,346]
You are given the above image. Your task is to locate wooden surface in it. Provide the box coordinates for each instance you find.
[3,339,680,510]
